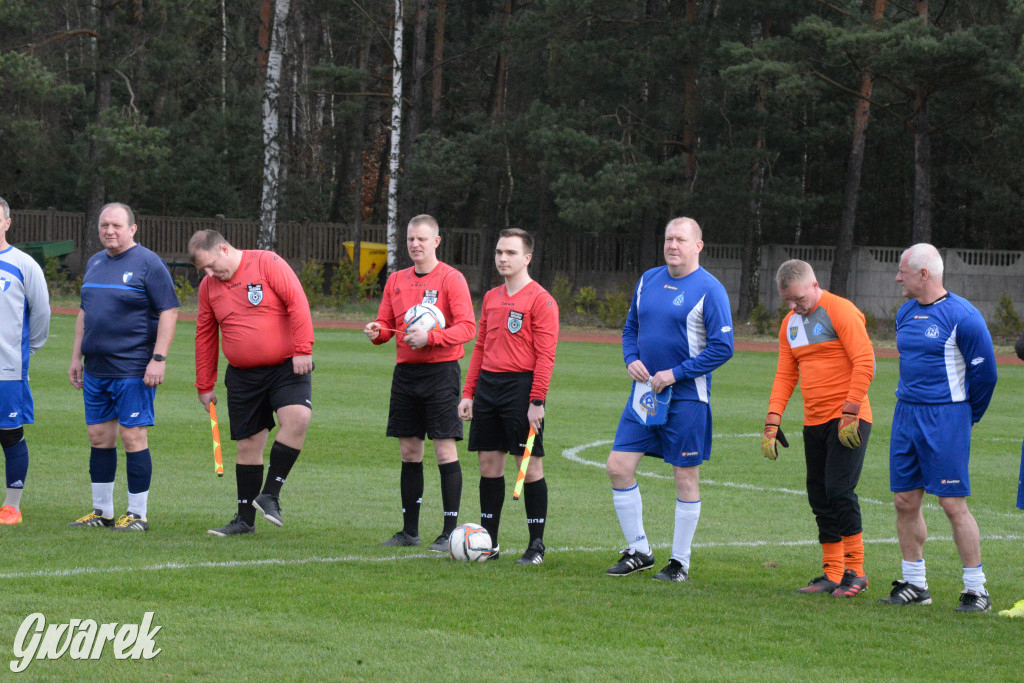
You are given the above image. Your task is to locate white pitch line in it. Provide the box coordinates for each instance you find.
[3,535,1022,581]
[561,439,1023,518]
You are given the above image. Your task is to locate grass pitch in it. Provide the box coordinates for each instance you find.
[2,314,1022,680]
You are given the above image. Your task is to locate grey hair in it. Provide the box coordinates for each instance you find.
[901,243,944,279]
[775,259,816,290]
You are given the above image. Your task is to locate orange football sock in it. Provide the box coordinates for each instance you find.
[821,541,845,583]
[842,532,864,576]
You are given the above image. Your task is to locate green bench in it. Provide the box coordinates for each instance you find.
[14,240,75,267]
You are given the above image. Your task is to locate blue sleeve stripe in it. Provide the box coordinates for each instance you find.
[0,260,25,283]
[81,283,144,292]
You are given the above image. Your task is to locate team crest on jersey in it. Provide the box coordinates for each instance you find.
[122,271,134,284]
[507,310,524,334]
[422,289,438,305]
[672,293,685,306]
[0,275,10,293]
[925,324,939,339]
[247,283,263,305]
[813,322,823,336]
[789,325,798,341]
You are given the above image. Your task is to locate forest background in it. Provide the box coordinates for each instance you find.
[2,0,1024,321]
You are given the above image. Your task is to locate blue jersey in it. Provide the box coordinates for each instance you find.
[894,292,997,424]
[0,245,50,383]
[80,245,179,378]
[622,265,734,403]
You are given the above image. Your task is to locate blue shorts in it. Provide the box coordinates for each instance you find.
[613,398,711,468]
[889,401,972,497]
[83,374,156,427]
[0,381,34,428]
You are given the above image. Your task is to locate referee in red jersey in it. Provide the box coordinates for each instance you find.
[459,228,559,565]
[365,215,477,552]
[190,230,314,536]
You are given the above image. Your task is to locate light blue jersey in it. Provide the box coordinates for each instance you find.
[0,245,50,428]
[622,265,734,403]
[894,292,997,424]
[0,245,50,382]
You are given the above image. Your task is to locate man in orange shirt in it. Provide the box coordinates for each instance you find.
[762,259,875,597]
[191,230,314,536]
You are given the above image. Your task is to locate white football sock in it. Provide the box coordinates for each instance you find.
[92,482,114,519]
[128,491,149,519]
[612,484,651,555]
[671,499,701,569]
[963,563,987,594]
[902,558,927,589]
[3,487,23,509]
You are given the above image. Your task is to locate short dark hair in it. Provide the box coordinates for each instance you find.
[100,202,135,227]
[499,228,534,254]
[188,230,230,262]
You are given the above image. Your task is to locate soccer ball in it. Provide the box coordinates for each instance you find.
[404,303,446,331]
[449,523,493,562]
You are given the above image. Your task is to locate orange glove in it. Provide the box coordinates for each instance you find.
[837,401,861,448]
[761,413,789,460]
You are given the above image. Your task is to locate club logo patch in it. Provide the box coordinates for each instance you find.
[925,324,939,339]
[247,283,263,306]
[813,323,823,336]
[423,289,438,305]
[789,325,798,340]
[507,310,524,334]
[122,271,133,284]
[672,293,685,306]
[0,276,10,293]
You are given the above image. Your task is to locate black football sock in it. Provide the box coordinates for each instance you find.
[236,464,264,526]
[401,461,424,537]
[262,441,300,497]
[438,461,462,535]
[479,476,505,546]
[524,478,548,544]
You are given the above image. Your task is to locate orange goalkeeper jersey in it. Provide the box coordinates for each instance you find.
[768,290,874,426]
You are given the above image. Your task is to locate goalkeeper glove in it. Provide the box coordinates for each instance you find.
[837,401,861,448]
[761,413,789,460]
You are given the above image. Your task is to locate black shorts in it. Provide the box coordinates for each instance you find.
[386,361,463,441]
[225,360,313,441]
[467,370,544,457]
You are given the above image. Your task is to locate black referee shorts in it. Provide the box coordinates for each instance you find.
[386,361,463,441]
[467,370,544,457]
[225,359,312,441]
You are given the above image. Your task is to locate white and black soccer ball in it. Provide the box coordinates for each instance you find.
[449,523,493,562]
[404,303,446,332]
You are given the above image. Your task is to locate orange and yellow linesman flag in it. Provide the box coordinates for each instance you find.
[512,427,537,500]
[209,403,224,477]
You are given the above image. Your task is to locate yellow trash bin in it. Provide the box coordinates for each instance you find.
[343,241,388,281]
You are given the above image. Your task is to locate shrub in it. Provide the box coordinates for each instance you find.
[597,281,632,328]
[574,286,598,315]
[992,294,1022,340]
[298,259,326,309]
[174,275,195,304]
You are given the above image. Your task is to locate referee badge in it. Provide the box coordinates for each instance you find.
[507,310,524,334]
[247,283,264,305]
[423,289,438,305]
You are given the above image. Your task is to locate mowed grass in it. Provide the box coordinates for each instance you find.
[1,314,1022,681]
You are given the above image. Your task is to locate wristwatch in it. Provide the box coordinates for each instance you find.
[530,399,544,407]
[152,353,167,362]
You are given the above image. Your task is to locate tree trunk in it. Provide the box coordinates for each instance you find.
[738,70,767,321]
[681,0,699,186]
[430,0,446,128]
[84,0,115,261]
[910,0,932,244]
[257,0,273,84]
[386,0,405,272]
[830,0,886,297]
[400,0,429,230]
[258,0,290,251]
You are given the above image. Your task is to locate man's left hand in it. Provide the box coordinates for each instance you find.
[143,358,166,387]
[292,354,313,375]
[403,328,428,350]
[837,401,861,448]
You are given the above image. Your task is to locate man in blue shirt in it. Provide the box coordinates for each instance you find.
[604,217,734,582]
[0,196,50,525]
[878,243,997,612]
[67,203,179,531]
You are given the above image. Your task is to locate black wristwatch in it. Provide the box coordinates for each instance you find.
[152,353,167,362]
[530,399,544,407]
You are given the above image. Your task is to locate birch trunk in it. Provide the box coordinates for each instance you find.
[386,0,404,272]
[258,0,290,251]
